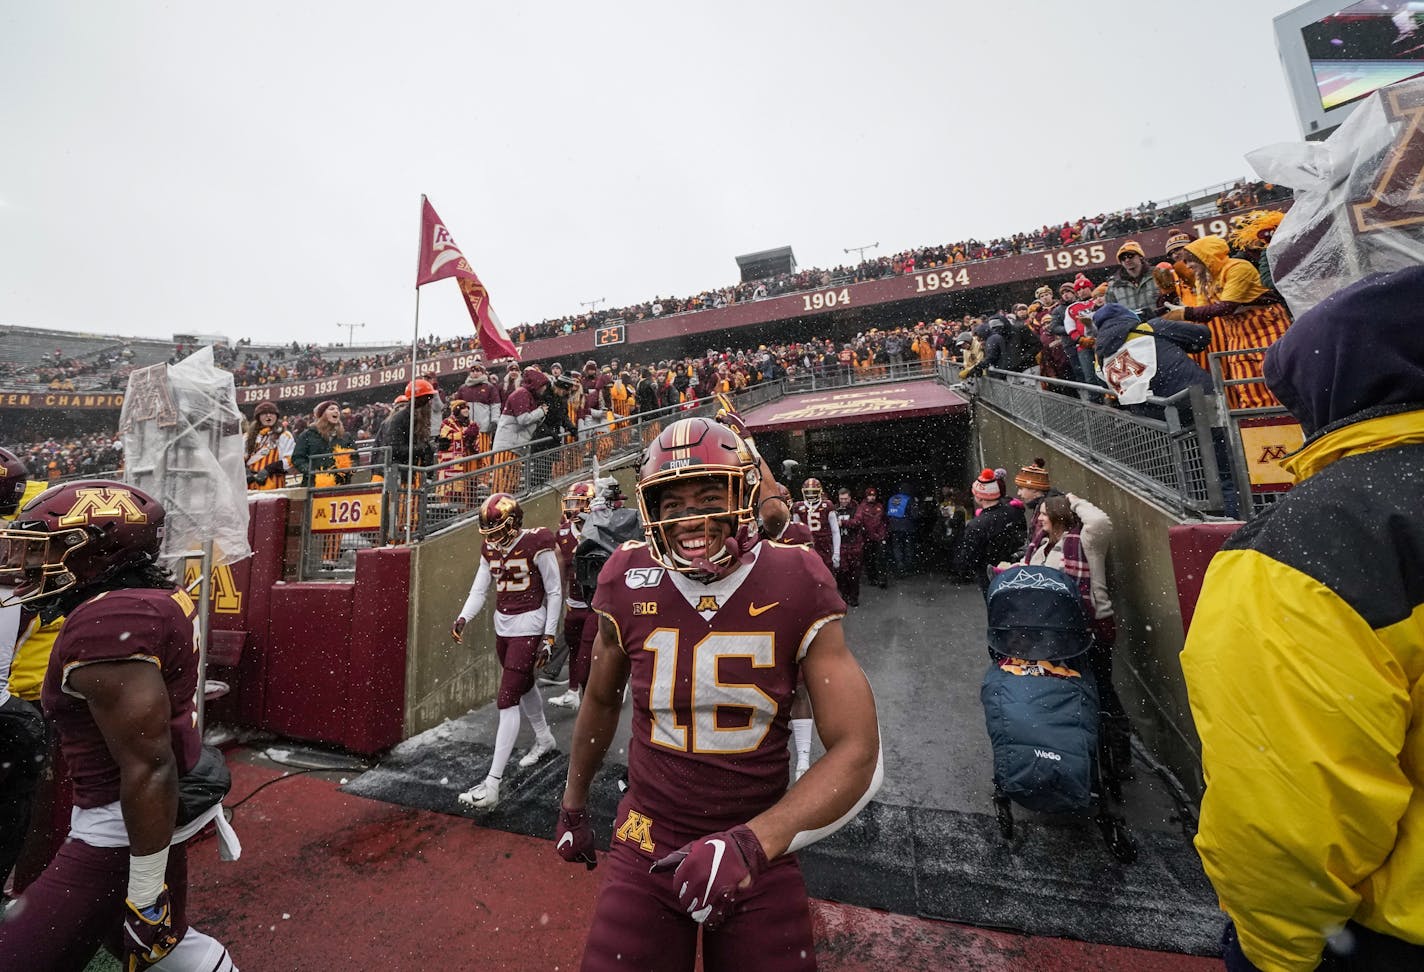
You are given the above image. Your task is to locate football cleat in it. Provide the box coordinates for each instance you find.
[548,688,581,710]
[457,778,500,809]
[519,732,557,768]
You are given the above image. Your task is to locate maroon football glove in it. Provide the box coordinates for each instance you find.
[123,886,180,971]
[649,824,767,929]
[555,805,597,870]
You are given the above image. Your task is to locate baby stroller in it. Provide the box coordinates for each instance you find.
[979,564,1136,864]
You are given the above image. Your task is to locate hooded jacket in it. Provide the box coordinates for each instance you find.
[491,370,550,453]
[1091,303,1212,420]
[1176,236,1270,321]
[1180,267,1424,971]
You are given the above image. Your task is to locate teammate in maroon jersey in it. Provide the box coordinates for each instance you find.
[792,477,841,575]
[554,417,883,971]
[548,481,596,710]
[452,492,563,809]
[0,480,238,971]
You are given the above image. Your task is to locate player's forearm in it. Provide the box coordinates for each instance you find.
[746,730,881,860]
[119,753,180,856]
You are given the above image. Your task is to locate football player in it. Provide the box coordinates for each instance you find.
[548,481,596,710]
[792,478,841,576]
[0,480,238,971]
[451,492,563,809]
[554,417,883,971]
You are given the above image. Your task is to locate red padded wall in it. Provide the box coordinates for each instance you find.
[344,546,410,753]
[1168,523,1243,636]
[264,583,356,746]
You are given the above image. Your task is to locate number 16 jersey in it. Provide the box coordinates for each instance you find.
[591,539,845,857]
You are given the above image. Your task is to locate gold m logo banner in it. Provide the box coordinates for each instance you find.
[183,560,244,615]
[57,488,148,527]
[615,809,656,852]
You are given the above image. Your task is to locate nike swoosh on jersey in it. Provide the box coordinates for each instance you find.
[558,831,574,850]
[691,838,726,923]
[747,601,780,617]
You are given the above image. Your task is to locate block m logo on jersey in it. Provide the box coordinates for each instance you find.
[615,809,656,852]
[57,487,148,528]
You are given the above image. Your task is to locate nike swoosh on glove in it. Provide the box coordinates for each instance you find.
[123,886,181,971]
[555,805,597,870]
[648,824,767,929]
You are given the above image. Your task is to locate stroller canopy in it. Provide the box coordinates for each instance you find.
[987,564,1091,662]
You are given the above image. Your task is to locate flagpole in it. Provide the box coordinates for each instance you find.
[406,195,425,545]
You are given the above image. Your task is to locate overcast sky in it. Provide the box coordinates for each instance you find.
[1,1,1311,348]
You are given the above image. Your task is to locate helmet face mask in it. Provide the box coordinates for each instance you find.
[562,482,595,523]
[478,492,523,551]
[637,418,759,581]
[0,480,163,609]
[801,478,823,505]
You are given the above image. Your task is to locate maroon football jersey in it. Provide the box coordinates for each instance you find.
[42,587,202,809]
[556,519,588,605]
[591,541,846,856]
[793,499,837,559]
[485,527,557,615]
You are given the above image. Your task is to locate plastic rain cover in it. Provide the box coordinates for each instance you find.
[1247,76,1424,317]
[119,347,251,567]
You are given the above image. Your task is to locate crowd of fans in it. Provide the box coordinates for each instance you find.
[0,181,1290,398]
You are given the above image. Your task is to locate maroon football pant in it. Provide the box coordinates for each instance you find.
[0,838,188,969]
[836,547,863,605]
[580,840,816,972]
[495,635,542,708]
[563,606,593,693]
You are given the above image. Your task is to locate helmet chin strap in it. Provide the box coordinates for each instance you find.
[665,513,741,581]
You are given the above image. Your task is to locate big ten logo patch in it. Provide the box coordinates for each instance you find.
[182,560,243,615]
[632,601,658,616]
[615,809,655,852]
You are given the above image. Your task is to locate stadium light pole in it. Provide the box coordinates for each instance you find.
[843,242,879,264]
[336,321,366,346]
[579,298,605,315]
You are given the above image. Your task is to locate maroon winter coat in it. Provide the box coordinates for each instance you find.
[857,499,888,542]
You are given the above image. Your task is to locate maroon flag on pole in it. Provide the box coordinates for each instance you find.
[416,197,520,360]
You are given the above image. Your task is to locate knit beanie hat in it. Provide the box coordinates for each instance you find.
[313,400,338,420]
[254,401,278,419]
[1165,232,1192,253]
[1015,459,1051,491]
[1073,273,1093,292]
[971,468,1001,501]
[1116,240,1145,261]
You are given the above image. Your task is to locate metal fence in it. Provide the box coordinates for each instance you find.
[781,358,942,394]
[972,370,1225,516]
[296,446,395,579]
[1207,349,1297,517]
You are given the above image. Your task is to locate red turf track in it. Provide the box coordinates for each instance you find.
[185,762,1216,971]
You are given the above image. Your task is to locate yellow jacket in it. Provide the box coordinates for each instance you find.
[3,480,62,701]
[1181,408,1424,971]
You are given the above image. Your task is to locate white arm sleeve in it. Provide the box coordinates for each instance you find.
[786,741,884,854]
[459,559,492,623]
[535,548,563,637]
[827,511,841,561]
[278,431,296,463]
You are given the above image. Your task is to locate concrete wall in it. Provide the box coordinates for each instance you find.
[402,467,640,738]
[975,407,1205,796]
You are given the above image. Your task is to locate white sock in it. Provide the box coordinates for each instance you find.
[792,718,813,766]
[489,705,521,780]
[520,686,551,739]
[151,926,237,971]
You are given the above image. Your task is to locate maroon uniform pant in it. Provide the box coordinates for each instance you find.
[571,606,596,692]
[0,838,189,969]
[581,840,815,972]
[496,634,542,709]
[836,546,863,605]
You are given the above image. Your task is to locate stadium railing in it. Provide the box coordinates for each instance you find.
[297,446,394,579]
[1206,349,1298,518]
[969,369,1226,517]
[781,358,940,393]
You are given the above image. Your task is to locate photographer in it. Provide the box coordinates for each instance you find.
[537,373,580,446]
